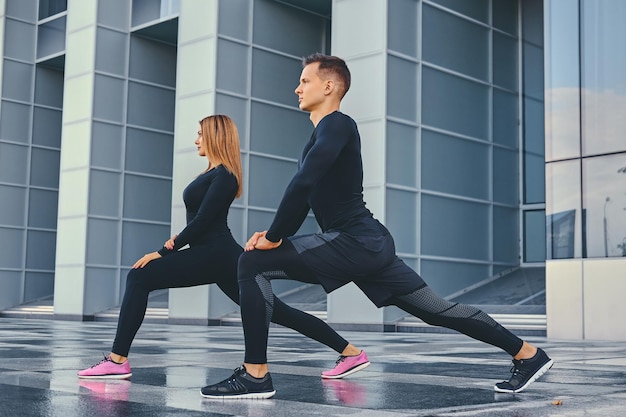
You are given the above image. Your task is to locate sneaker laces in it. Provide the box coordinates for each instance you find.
[334,355,348,366]
[87,354,112,369]
[506,359,528,382]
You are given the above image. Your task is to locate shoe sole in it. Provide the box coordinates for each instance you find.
[493,359,554,393]
[321,361,370,379]
[200,390,276,399]
[78,373,132,380]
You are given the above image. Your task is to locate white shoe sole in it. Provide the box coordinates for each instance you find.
[321,361,371,379]
[200,390,276,399]
[493,359,554,393]
[77,373,132,380]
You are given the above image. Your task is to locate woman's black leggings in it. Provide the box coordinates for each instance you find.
[111,235,348,357]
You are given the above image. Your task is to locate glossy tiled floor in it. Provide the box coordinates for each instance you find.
[1,318,625,416]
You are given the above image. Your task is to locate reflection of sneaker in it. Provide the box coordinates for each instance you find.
[322,350,370,379]
[78,355,132,379]
[322,379,366,406]
[79,379,131,401]
[494,348,553,393]
[201,365,276,399]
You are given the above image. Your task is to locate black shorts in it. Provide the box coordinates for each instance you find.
[288,231,424,307]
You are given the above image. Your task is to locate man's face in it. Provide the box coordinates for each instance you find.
[295,63,327,112]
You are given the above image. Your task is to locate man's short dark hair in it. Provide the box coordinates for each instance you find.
[303,53,351,98]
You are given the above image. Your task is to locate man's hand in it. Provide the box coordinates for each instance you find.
[245,231,282,251]
[133,252,162,269]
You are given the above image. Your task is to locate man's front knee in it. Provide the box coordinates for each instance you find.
[238,250,262,282]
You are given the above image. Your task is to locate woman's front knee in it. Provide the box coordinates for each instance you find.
[126,267,149,287]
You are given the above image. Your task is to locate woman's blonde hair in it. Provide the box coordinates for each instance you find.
[199,114,243,198]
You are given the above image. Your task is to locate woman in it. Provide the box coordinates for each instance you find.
[78,115,368,379]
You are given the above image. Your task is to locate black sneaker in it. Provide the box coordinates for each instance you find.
[494,348,553,393]
[200,365,276,399]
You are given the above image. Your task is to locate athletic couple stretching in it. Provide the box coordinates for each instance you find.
[79,54,553,399]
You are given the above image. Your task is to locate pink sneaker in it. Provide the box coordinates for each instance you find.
[322,350,370,379]
[78,355,132,379]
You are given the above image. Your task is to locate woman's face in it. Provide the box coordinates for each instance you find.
[195,125,207,157]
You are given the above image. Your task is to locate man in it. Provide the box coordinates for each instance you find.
[200,53,553,399]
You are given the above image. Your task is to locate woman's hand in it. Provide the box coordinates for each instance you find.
[245,231,282,251]
[133,252,162,269]
[164,234,178,250]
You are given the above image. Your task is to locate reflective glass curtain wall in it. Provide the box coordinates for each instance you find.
[385,0,539,297]
[546,0,626,259]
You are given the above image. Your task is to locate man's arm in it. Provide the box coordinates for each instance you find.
[265,114,350,242]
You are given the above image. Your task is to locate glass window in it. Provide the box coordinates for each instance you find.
[28,189,58,229]
[92,122,123,170]
[253,0,327,57]
[0,185,26,227]
[421,195,489,261]
[125,128,173,177]
[251,50,302,107]
[30,148,60,188]
[493,0,518,35]
[127,81,175,131]
[121,221,170,265]
[422,129,489,200]
[522,0,544,46]
[37,16,66,59]
[39,0,67,20]
[494,206,519,264]
[546,160,581,259]
[87,218,119,265]
[89,170,121,217]
[523,42,544,101]
[35,66,65,108]
[0,143,28,185]
[123,174,172,222]
[387,56,417,122]
[386,189,417,254]
[493,147,518,205]
[423,4,489,81]
[0,228,24,268]
[582,153,626,258]
[218,0,250,41]
[250,102,309,160]
[493,32,518,92]
[32,107,62,148]
[248,156,297,210]
[581,0,626,156]
[216,39,250,96]
[95,27,128,77]
[26,230,56,269]
[94,75,126,123]
[544,0,580,161]
[493,89,518,148]
[429,0,488,24]
[524,98,545,204]
[2,60,33,102]
[386,122,417,188]
[524,210,546,262]
[422,67,489,140]
[388,0,418,58]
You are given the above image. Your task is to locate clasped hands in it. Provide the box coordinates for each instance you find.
[245,231,282,252]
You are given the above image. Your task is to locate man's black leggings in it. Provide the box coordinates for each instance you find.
[238,239,523,364]
[111,235,348,357]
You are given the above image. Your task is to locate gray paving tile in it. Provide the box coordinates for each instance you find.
[1,318,625,416]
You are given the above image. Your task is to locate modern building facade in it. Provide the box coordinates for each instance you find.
[0,0,623,340]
